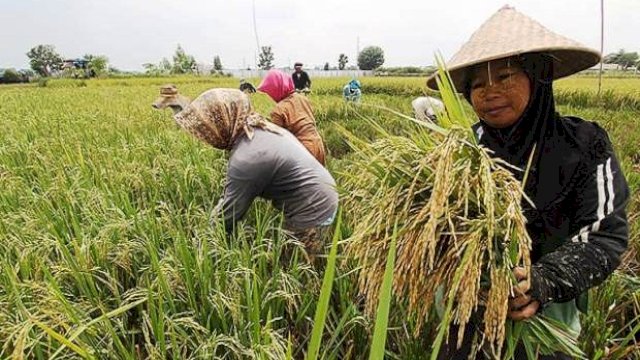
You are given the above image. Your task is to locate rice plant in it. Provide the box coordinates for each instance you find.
[0,73,638,358]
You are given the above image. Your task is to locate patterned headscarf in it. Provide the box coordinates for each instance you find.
[173,88,281,150]
[257,69,295,102]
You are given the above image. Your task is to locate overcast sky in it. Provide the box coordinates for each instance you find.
[1,0,638,71]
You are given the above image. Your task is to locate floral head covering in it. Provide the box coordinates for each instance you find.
[174,88,281,150]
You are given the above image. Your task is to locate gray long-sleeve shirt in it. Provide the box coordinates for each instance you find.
[215,128,338,232]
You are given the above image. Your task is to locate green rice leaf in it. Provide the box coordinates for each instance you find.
[369,221,399,360]
[306,209,342,360]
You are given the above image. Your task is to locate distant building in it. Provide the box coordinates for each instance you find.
[62,59,89,70]
[62,59,93,78]
[586,63,622,71]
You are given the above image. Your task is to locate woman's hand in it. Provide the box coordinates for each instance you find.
[508,267,540,321]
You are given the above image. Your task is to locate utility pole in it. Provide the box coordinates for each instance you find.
[356,36,360,70]
[597,0,604,97]
[252,0,262,70]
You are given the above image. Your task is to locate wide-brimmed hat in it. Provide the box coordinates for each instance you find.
[159,84,179,96]
[426,5,601,91]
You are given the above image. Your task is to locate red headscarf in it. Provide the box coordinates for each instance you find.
[257,69,295,102]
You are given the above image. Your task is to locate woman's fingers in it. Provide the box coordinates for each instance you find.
[508,300,540,320]
[508,266,539,320]
[512,278,530,297]
[512,267,530,296]
[510,294,532,309]
[513,266,528,281]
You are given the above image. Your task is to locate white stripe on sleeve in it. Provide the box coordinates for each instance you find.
[571,158,612,243]
[606,157,614,215]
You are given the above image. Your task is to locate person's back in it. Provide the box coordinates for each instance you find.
[343,79,362,102]
[271,93,326,165]
[172,88,336,257]
[225,128,337,231]
[258,69,326,165]
[292,62,311,91]
[411,96,444,122]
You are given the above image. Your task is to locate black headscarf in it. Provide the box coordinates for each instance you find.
[469,54,554,168]
[468,53,593,257]
[468,54,568,200]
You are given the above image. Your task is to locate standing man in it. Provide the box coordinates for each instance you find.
[292,62,311,92]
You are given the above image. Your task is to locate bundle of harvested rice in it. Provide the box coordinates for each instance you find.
[340,60,583,359]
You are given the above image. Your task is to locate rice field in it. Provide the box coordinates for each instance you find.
[1,75,639,359]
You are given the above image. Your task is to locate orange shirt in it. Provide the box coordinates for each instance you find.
[271,93,326,165]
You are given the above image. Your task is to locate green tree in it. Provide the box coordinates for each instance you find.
[159,58,172,73]
[83,54,109,76]
[324,62,330,71]
[604,49,640,70]
[21,69,35,78]
[357,46,385,70]
[142,63,160,76]
[619,52,639,70]
[338,53,348,70]
[26,44,63,76]
[603,49,623,65]
[143,57,174,76]
[213,55,223,71]
[1,68,24,83]
[257,46,274,70]
[172,44,196,74]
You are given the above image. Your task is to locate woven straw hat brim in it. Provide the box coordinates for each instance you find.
[427,48,601,92]
[426,6,601,92]
[160,84,179,96]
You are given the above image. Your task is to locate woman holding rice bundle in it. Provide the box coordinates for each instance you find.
[258,69,327,165]
[426,5,629,359]
[173,88,338,256]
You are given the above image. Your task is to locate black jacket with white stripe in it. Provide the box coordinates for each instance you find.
[521,116,629,306]
[475,114,629,307]
[469,54,630,312]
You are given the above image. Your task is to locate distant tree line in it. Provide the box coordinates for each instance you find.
[22,44,111,79]
[318,46,385,71]
[142,44,227,76]
[7,42,393,83]
[604,49,640,71]
[1,44,110,83]
[0,68,32,84]
[24,41,629,82]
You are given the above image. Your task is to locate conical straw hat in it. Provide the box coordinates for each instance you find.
[427,5,601,91]
[160,84,179,96]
